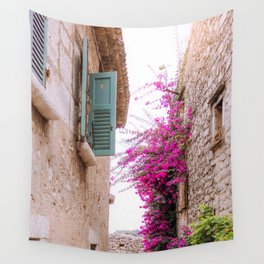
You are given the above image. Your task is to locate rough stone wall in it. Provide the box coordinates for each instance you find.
[177,10,233,229]
[30,16,110,251]
[109,234,143,253]
[31,106,88,247]
[86,157,111,251]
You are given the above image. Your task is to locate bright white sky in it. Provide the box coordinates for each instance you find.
[109,23,192,233]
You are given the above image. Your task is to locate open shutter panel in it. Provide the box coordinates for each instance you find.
[80,37,88,139]
[88,72,117,156]
[30,11,47,87]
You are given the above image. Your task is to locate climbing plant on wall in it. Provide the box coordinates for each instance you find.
[111,69,192,251]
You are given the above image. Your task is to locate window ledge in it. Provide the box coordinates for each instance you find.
[77,142,97,167]
[31,73,63,121]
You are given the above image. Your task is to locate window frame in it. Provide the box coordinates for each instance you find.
[209,84,226,150]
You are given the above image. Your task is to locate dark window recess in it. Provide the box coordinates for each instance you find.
[119,243,125,247]
[213,99,223,143]
[209,85,225,150]
[177,180,188,212]
[30,11,47,87]
[90,244,97,250]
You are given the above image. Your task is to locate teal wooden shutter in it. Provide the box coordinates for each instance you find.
[81,37,88,139]
[30,11,47,87]
[88,72,117,156]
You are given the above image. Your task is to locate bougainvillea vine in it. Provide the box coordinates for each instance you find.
[111,70,192,251]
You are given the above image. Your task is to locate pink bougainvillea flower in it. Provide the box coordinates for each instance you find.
[111,70,192,251]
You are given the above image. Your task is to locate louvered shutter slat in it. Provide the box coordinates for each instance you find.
[36,13,45,23]
[34,13,45,28]
[30,11,47,87]
[33,21,45,40]
[32,34,45,53]
[88,72,117,156]
[32,45,44,65]
[32,30,45,50]
[32,56,44,81]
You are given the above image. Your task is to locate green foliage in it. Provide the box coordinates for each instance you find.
[188,204,233,245]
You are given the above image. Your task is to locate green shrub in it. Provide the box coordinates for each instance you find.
[188,204,233,245]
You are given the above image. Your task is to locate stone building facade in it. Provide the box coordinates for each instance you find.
[176,10,233,231]
[29,11,129,251]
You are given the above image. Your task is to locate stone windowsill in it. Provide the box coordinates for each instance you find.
[32,73,96,167]
[77,141,97,167]
[31,73,63,121]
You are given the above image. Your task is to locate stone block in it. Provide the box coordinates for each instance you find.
[60,22,73,54]
[88,227,99,244]
[29,215,49,240]
[59,45,73,91]
[47,19,60,51]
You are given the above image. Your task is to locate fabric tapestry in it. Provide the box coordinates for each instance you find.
[29,9,233,253]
